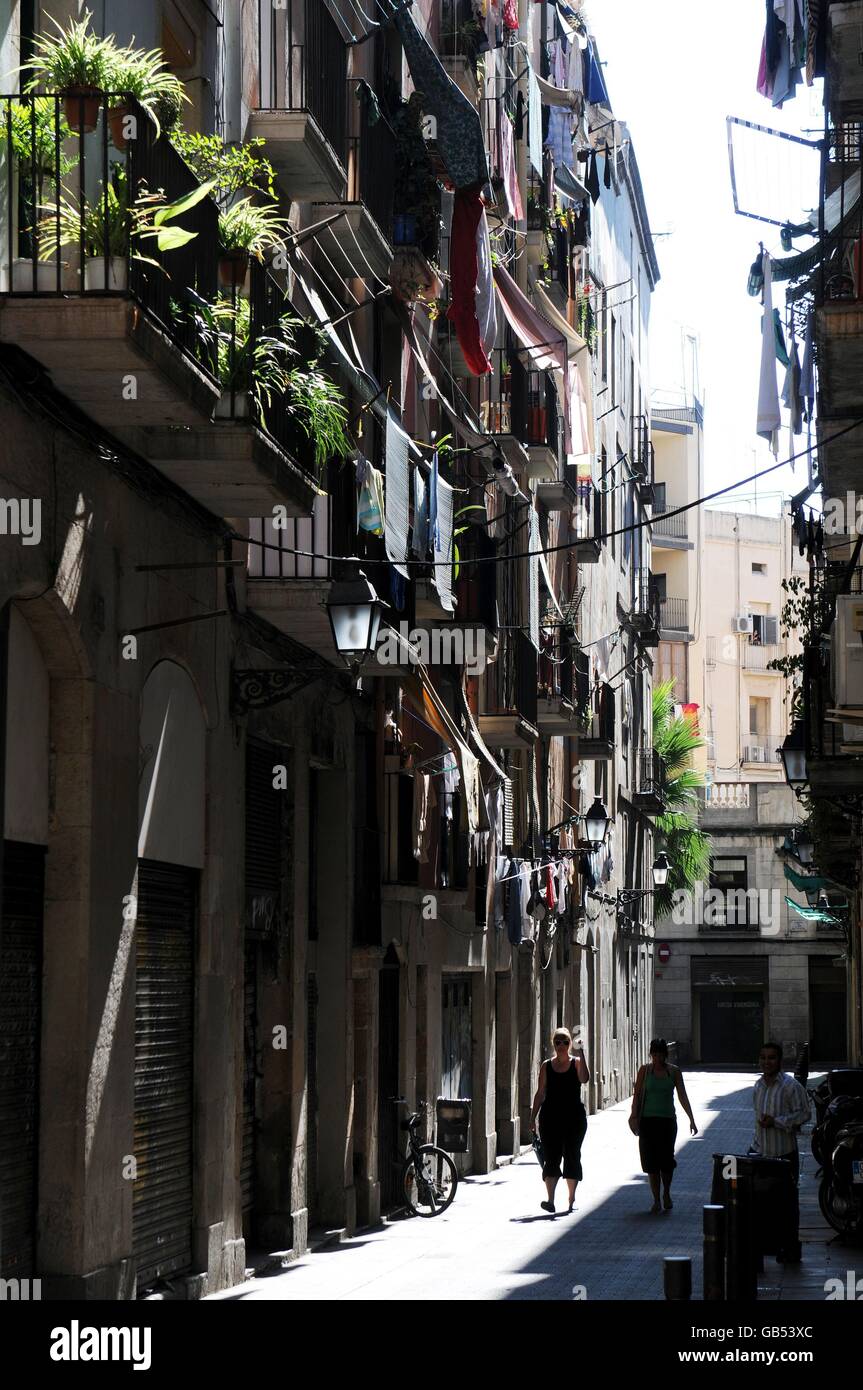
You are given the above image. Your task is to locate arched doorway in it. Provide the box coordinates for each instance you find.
[133,660,205,1292]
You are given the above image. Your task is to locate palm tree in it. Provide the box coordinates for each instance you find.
[652,680,711,918]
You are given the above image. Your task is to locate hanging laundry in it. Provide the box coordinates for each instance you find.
[390,565,407,610]
[412,467,428,557]
[554,164,589,204]
[502,0,519,30]
[514,90,525,140]
[528,63,543,177]
[385,411,411,576]
[433,473,456,614]
[773,308,790,367]
[499,113,524,221]
[476,205,497,356]
[584,42,611,108]
[800,306,815,419]
[357,459,385,535]
[603,149,612,188]
[393,6,490,190]
[446,187,494,376]
[586,150,601,203]
[412,770,437,863]
[756,252,781,453]
[782,339,803,437]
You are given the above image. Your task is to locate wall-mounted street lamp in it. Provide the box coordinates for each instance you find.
[584,798,611,848]
[778,723,808,793]
[616,854,671,910]
[778,826,815,867]
[326,562,387,673]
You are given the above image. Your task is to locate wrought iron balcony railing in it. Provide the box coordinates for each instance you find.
[346,79,395,242]
[635,746,666,811]
[254,0,348,162]
[0,92,219,375]
[740,737,782,766]
[652,508,688,540]
[660,596,689,632]
[488,628,538,728]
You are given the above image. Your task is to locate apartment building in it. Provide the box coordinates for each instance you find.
[0,0,662,1297]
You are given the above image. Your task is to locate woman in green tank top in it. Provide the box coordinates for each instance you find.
[629,1038,698,1213]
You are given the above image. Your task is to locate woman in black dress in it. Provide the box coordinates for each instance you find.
[529,1028,590,1214]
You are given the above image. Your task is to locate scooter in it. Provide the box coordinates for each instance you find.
[811,1070,863,1168]
[819,1121,863,1237]
[813,1093,863,1174]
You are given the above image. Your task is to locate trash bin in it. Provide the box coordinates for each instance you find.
[712,1153,798,1264]
[436,1098,471,1153]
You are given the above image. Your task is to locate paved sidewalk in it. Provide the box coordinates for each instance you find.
[209,1071,853,1302]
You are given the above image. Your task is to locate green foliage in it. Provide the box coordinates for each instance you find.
[39,168,216,261]
[109,44,188,136]
[176,290,350,472]
[22,10,119,92]
[218,198,289,259]
[652,679,712,917]
[170,131,277,206]
[7,97,76,176]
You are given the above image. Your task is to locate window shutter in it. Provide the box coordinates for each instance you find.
[502,777,514,849]
[765,616,779,645]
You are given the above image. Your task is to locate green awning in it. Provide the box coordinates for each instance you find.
[785,896,843,924]
[784,863,830,892]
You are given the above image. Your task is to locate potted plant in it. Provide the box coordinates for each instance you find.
[4,97,77,290]
[107,46,188,149]
[22,10,121,133]
[39,168,217,290]
[217,198,290,290]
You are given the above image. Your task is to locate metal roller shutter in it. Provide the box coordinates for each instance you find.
[0,841,45,1279]
[133,860,196,1290]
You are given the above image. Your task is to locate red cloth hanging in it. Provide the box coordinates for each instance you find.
[447,186,493,376]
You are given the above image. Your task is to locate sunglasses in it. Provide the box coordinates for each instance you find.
[553,1038,570,1046]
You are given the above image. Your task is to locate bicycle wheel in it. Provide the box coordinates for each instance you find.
[401,1145,458,1217]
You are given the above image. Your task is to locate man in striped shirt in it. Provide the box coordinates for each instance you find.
[752,1041,811,1262]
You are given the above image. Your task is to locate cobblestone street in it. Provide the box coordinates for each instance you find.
[209,1071,847,1303]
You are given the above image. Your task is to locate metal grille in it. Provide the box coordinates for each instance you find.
[241,940,258,1222]
[133,860,196,1290]
[255,0,347,161]
[0,841,45,1279]
[377,964,401,1211]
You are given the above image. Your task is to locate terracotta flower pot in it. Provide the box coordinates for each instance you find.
[218,250,249,291]
[108,103,131,150]
[63,88,102,134]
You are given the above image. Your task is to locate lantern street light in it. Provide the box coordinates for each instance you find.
[326,562,386,673]
[793,828,815,866]
[778,723,808,792]
[584,798,610,848]
[652,852,670,887]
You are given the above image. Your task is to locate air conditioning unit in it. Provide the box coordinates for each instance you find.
[733,615,754,635]
[832,595,863,710]
[744,744,767,763]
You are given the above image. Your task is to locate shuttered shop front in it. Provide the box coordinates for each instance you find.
[133,860,196,1290]
[0,841,45,1278]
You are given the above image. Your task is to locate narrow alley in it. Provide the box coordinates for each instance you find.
[209,1071,843,1303]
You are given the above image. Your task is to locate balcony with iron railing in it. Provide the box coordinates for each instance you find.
[631,413,655,504]
[815,117,863,493]
[659,595,690,636]
[742,642,783,672]
[740,736,783,767]
[383,764,470,891]
[478,344,530,469]
[568,468,602,561]
[479,627,539,748]
[536,629,578,734]
[249,0,348,200]
[826,2,863,120]
[634,746,666,814]
[575,680,616,760]
[651,508,689,546]
[311,78,395,284]
[627,569,661,648]
[439,0,483,99]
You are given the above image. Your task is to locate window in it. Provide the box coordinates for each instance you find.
[752,562,767,576]
[708,857,750,927]
[749,696,769,736]
[653,481,667,513]
[654,572,667,602]
[750,613,779,645]
[658,641,688,701]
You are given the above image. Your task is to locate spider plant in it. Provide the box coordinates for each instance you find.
[108,45,189,140]
[22,10,119,93]
[6,97,76,178]
[218,198,290,260]
[39,168,216,263]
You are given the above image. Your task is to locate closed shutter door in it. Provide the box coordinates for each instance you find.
[377,964,400,1211]
[0,841,45,1279]
[133,860,196,1290]
[307,974,319,1224]
[441,979,473,1101]
[241,940,258,1220]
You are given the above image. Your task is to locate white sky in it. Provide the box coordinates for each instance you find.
[588,0,824,514]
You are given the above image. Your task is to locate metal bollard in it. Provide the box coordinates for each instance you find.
[664,1255,692,1301]
[726,1170,757,1302]
[703,1204,725,1301]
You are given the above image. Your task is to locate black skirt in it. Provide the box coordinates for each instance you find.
[638,1116,677,1174]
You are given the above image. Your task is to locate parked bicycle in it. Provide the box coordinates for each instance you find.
[394,1100,459,1218]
